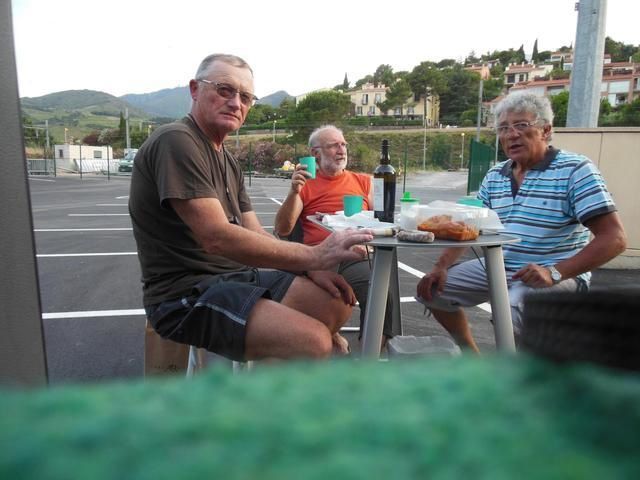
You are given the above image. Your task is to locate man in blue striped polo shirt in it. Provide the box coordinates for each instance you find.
[416,91,627,352]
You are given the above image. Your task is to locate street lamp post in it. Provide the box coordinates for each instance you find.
[460,132,465,169]
[272,120,276,142]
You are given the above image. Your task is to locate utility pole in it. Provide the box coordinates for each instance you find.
[422,91,428,170]
[476,78,483,141]
[125,107,131,150]
[44,119,50,153]
[567,0,607,127]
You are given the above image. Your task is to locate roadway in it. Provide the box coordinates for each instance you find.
[30,171,636,384]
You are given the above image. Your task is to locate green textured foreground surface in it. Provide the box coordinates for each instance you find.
[1,355,639,479]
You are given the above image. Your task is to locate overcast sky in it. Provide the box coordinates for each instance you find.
[11,0,639,99]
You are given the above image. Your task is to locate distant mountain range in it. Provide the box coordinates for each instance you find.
[120,86,191,119]
[21,87,294,123]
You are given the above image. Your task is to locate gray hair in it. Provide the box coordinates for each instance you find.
[194,53,253,80]
[494,91,554,126]
[308,125,344,147]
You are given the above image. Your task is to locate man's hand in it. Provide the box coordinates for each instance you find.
[306,271,356,306]
[512,263,554,288]
[313,229,373,269]
[291,163,312,194]
[416,267,448,301]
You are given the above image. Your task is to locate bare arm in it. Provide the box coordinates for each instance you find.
[274,164,309,237]
[366,176,374,209]
[513,211,627,287]
[170,196,372,271]
[241,210,272,238]
[417,247,468,300]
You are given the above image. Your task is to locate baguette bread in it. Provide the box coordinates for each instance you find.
[417,214,479,241]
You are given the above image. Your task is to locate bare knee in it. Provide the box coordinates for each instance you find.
[429,307,465,324]
[323,297,352,332]
[304,328,333,359]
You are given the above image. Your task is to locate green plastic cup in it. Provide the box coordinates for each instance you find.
[457,196,483,207]
[299,156,316,179]
[343,195,363,217]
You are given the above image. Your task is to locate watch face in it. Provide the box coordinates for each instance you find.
[550,267,562,282]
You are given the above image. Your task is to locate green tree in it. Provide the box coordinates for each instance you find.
[377,79,412,117]
[245,104,275,125]
[287,90,351,141]
[490,63,505,77]
[355,74,374,88]
[516,44,526,63]
[550,90,569,127]
[277,98,296,119]
[617,98,640,126]
[342,73,350,90]
[436,59,457,68]
[531,38,539,63]
[465,50,479,64]
[600,97,640,126]
[407,61,447,125]
[483,78,505,103]
[438,65,479,125]
[537,50,552,63]
[548,68,571,80]
[118,112,125,139]
[429,134,453,169]
[373,64,395,87]
[604,36,640,62]
[599,98,612,117]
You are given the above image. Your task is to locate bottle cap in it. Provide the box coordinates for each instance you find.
[401,191,419,203]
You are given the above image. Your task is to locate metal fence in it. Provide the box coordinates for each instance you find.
[27,158,121,176]
[26,158,56,176]
[467,140,494,194]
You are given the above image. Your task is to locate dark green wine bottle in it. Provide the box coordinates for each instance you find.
[373,139,396,223]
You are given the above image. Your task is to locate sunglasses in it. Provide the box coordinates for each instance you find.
[198,79,258,107]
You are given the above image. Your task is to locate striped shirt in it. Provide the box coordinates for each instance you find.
[478,147,616,284]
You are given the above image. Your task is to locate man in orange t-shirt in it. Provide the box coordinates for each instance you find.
[275,125,395,350]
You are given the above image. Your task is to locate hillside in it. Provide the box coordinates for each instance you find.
[121,86,191,119]
[21,89,151,144]
[256,90,294,107]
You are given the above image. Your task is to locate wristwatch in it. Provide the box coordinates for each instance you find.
[548,265,563,284]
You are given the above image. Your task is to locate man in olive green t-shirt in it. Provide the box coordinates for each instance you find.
[129,54,372,362]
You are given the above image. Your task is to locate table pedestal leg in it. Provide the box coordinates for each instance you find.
[390,249,403,336]
[362,247,394,358]
[482,245,516,352]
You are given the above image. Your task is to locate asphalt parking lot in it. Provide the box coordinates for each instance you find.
[29,172,638,385]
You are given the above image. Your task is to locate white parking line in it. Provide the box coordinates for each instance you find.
[39,189,492,320]
[398,261,491,313]
[69,213,130,216]
[37,252,137,257]
[43,309,145,319]
[35,228,133,232]
[29,177,55,182]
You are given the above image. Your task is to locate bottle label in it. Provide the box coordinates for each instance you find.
[373,178,384,211]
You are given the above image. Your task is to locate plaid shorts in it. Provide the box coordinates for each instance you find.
[145,269,296,361]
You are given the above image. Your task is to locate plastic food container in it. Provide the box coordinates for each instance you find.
[399,192,420,230]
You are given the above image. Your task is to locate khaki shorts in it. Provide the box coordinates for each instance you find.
[416,259,583,336]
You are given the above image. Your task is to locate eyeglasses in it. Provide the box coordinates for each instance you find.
[496,121,541,136]
[314,142,348,150]
[198,79,258,106]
